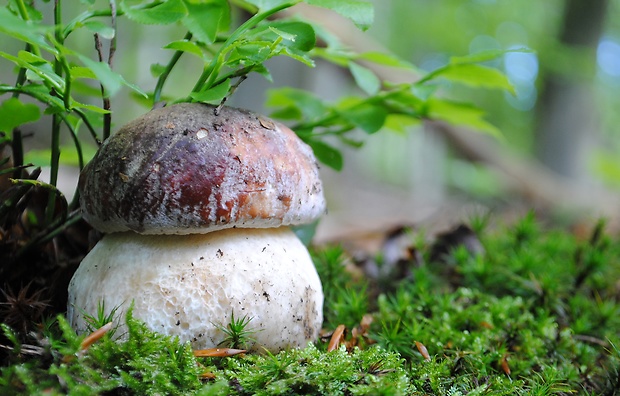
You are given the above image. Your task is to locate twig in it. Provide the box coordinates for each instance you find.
[215,75,248,115]
[573,334,609,348]
[94,1,117,141]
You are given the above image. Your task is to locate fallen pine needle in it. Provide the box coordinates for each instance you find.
[414,341,431,361]
[80,322,113,352]
[327,324,346,352]
[193,348,247,357]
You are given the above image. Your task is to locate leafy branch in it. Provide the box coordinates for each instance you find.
[0,0,518,258]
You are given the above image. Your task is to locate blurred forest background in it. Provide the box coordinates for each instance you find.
[7,0,620,241]
[266,0,620,242]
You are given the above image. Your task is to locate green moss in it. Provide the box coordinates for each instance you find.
[2,216,620,394]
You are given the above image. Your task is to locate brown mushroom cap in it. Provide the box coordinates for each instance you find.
[79,103,325,234]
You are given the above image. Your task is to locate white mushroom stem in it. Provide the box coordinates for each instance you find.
[67,227,323,352]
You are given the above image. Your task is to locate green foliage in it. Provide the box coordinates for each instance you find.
[0,98,40,136]
[0,0,516,174]
[0,0,517,336]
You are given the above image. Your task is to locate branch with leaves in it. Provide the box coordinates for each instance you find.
[0,0,516,264]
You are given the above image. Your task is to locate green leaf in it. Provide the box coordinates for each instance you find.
[121,0,188,25]
[0,98,41,134]
[0,8,54,52]
[25,145,98,168]
[163,40,205,59]
[150,63,167,78]
[425,98,501,138]
[423,63,515,94]
[70,66,97,80]
[356,51,418,70]
[384,113,421,133]
[306,0,374,31]
[242,0,300,11]
[268,26,297,42]
[450,48,534,65]
[71,101,111,114]
[313,47,351,67]
[307,139,343,170]
[252,63,273,81]
[339,103,387,134]
[0,50,63,90]
[20,84,65,110]
[189,80,231,104]
[348,62,380,95]
[182,0,230,44]
[78,55,147,98]
[277,47,315,67]
[266,87,328,121]
[235,21,315,69]
[228,42,272,65]
[266,21,316,52]
[83,21,115,39]
[16,50,48,65]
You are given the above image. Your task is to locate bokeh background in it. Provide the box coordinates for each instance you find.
[6,0,620,241]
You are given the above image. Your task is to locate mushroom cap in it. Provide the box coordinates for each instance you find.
[79,103,325,234]
[67,227,324,352]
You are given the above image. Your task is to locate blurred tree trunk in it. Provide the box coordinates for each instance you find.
[535,0,609,181]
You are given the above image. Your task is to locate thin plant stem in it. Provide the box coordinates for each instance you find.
[94,0,117,140]
[10,44,30,177]
[215,74,247,114]
[62,117,85,211]
[212,64,256,87]
[74,109,102,146]
[63,5,129,38]
[14,0,41,57]
[94,33,112,140]
[153,32,193,105]
[46,0,64,225]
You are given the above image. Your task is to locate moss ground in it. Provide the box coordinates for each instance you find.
[1,214,619,395]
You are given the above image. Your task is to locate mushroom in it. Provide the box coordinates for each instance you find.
[67,103,326,352]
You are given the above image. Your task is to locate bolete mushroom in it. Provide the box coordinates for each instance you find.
[67,103,326,352]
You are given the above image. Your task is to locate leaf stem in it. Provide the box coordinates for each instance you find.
[46,0,64,225]
[10,44,30,175]
[63,118,85,211]
[94,0,117,140]
[74,109,102,146]
[212,64,256,87]
[153,32,193,105]
[14,0,41,57]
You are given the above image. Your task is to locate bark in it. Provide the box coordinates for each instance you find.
[535,0,610,180]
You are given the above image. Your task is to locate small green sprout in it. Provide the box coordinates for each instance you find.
[214,311,258,350]
[81,300,122,338]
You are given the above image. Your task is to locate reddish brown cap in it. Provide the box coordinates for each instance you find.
[79,103,325,234]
